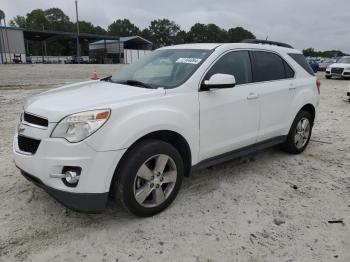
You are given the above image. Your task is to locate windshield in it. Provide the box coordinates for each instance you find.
[111,49,211,88]
[337,57,350,64]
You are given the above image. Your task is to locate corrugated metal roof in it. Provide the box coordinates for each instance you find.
[90,36,152,45]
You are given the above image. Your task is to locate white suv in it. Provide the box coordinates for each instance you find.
[325,56,350,79]
[13,40,320,216]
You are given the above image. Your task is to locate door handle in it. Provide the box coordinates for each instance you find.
[247,92,259,100]
[289,84,296,90]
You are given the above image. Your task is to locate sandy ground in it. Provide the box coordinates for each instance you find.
[0,64,350,262]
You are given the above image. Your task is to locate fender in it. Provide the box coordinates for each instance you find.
[285,83,318,133]
[86,92,199,164]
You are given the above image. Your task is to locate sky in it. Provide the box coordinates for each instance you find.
[1,0,349,53]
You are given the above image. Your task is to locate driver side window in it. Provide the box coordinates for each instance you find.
[205,51,252,85]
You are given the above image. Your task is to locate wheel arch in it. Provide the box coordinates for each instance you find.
[109,130,193,194]
[299,103,316,123]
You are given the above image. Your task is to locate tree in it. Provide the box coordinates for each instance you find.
[25,9,48,30]
[9,15,27,27]
[174,30,188,44]
[187,23,227,43]
[303,48,347,58]
[108,19,139,36]
[146,19,180,48]
[227,27,255,42]
[0,9,5,20]
[94,26,107,35]
[44,8,73,31]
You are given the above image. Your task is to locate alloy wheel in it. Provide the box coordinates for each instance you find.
[133,154,177,208]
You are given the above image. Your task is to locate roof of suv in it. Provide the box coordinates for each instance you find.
[160,43,301,54]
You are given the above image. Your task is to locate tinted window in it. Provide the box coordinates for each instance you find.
[111,49,211,88]
[284,61,295,78]
[205,51,252,85]
[288,53,315,76]
[252,51,286,82]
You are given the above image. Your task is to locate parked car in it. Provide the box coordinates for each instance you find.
[319,58,337,71]
[325,56,350,79]
[307,58,319,73]
[13,40,320,217]
[64,56,89,64]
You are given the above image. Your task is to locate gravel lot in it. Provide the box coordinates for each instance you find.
[0,64,349,262]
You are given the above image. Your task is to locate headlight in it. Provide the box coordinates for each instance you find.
[51,109,110,143]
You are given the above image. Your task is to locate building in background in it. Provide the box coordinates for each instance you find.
[89,36,152,64]
[0,26,152,64]
[0,27,25,63]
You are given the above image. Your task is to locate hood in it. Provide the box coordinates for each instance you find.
[328,63,350,69]
[24,80,166,122]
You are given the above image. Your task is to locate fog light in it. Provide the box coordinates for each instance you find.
[62,166,81,187]
[65,171,79,184]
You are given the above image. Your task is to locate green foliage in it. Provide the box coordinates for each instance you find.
[187,23,226,43]
[0,9,5,20]
[26,9,48,30]
[303,48,348,58]
[44,8,73,31]
[142,19,180,48]
[108,19,140,36]
[227,27,255,42]
[9,15,27,27]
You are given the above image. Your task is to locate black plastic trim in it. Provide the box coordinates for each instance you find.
[241,39,293,49]
[17,135,41,154]
[23,112,48,127]
[192,136,287,171]
[200,83,235,91]
[19,169,108,213]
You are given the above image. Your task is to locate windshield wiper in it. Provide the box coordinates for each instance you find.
[107,79,156,89]
[124,80,155,89]
[100,76,112,82]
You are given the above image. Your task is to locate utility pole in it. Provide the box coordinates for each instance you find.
[75,0,80,64]
[0,12,5,64]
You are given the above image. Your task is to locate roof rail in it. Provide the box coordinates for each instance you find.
[241,39,293,49]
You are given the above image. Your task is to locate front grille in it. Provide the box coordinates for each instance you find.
[331,68,344,74]
[23,112,48,127]
[18,135,41,154]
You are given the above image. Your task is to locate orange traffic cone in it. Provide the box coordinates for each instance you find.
[91,68,99,80]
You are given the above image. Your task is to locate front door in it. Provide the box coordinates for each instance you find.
[199,50,260,161]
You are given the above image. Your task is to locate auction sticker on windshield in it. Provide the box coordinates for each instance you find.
[176,58,202,64]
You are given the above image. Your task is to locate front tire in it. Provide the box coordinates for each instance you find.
[281,111,313,154]
[325,75,331,79]
[114,139,184,217]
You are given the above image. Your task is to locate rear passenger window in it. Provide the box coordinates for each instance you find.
[252,51,286,82]
[288,53,315,76]
[205,51,252,85]
[284,61,295,78]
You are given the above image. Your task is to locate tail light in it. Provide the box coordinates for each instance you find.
[316,79,321,94]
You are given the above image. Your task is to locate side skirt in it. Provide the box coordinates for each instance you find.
[191,135,287,172]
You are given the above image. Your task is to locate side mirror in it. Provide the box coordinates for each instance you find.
[202,73,236,91]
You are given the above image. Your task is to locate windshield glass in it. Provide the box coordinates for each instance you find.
[337,57,350,64]
[111,49,211,88]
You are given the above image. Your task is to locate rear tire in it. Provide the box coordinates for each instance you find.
[281,111,313,154]
[114,139,184,217]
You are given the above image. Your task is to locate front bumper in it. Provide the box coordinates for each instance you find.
[13,120,126,212]
[325,69,350,77]
[20,169,108,213]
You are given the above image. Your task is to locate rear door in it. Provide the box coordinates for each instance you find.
[250,50,296,142]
